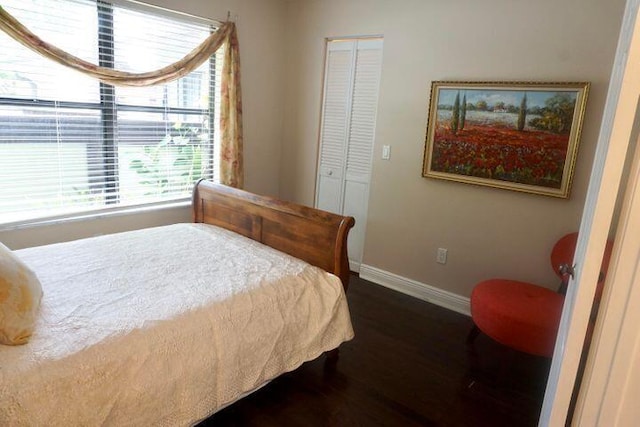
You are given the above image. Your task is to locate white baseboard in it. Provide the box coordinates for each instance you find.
[358,264,470,316]
[349,259,361,273]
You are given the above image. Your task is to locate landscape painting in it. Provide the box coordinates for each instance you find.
[422,81,589,198]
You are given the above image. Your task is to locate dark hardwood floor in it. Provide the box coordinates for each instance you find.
[201,274,550,426]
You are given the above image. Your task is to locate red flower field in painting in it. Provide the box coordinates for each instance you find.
[430,122,569,189]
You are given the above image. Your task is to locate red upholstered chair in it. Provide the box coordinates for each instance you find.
[468,232,614,358]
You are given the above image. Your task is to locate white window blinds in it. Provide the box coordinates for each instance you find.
[0,0,222,225]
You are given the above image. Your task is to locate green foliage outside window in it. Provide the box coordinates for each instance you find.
[129,123,207,195]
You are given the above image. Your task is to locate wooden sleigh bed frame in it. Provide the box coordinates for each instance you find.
[192,179,355,290]
[2,181,357,425]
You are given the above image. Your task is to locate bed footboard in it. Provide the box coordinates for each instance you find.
[192,180,355,289]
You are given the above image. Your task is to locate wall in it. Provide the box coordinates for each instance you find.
[0,0,287,249]
[280,0,626,297]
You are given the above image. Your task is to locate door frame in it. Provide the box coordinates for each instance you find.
[540,0,640,424]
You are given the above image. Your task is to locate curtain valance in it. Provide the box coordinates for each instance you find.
[0,5,232,87]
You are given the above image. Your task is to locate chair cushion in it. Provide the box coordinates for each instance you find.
[470,279,564,357]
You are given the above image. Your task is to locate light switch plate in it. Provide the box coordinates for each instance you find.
[382,145,390,160]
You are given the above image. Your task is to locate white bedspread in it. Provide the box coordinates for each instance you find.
[0,223,354,426]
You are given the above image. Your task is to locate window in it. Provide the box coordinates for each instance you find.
[0,0,223,225]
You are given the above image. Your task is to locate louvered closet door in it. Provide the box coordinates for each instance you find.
[316,38,383,271]
[315,42,354,214]
[342,39,383,270]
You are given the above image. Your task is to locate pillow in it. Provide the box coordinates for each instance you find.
[0,242,43,345]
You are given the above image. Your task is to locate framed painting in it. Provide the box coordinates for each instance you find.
[422,81,590,198]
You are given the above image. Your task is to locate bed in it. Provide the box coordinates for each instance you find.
[0,180,355,426]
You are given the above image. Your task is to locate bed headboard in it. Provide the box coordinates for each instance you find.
[192,180,355,289]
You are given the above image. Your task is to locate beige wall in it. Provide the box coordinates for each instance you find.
[0,0,287,249]
[280,0,626,296]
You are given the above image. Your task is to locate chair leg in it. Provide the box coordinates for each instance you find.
[467,324,481,345]
[465,325,482,382]
[495,347,517,387]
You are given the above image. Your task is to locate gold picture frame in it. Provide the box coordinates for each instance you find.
[422,81,590,198]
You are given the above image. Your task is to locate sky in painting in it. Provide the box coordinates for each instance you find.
[437,88,577,109]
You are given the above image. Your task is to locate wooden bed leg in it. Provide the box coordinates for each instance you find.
[325,348,339,363]
[324,348,339,373]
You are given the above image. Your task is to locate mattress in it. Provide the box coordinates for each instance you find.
[0,223,354,426]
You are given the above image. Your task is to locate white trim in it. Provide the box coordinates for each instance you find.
[540,0,640,424]
[359,264,470,316]
[571,2,640,417]
[349,259,361,273]
[581,123,640,425]
[327,35,384,43]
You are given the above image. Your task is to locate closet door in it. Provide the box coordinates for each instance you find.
[342,39,383,270]
[315,42,354,214]
[316,38,383,270]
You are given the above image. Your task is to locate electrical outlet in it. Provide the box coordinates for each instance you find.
[436,248,448,264]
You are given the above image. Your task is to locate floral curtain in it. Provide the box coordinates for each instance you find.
[0,5,244,187]
[219,26,243,188]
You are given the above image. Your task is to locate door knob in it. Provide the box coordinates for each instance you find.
[558,263,576,279]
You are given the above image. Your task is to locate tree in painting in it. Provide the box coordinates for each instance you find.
[450,92,460,134]
[517,93,527,131]
[460,93,467,131]
[528,93,575,134]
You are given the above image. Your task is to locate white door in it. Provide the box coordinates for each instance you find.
[316,38,383,271]
[316,42,352,215]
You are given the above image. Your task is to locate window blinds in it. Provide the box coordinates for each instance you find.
[0,0,222,225]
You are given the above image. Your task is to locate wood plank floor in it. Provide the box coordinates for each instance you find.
[200,274,550,426]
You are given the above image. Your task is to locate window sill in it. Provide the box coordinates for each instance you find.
[0,199,192,233]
